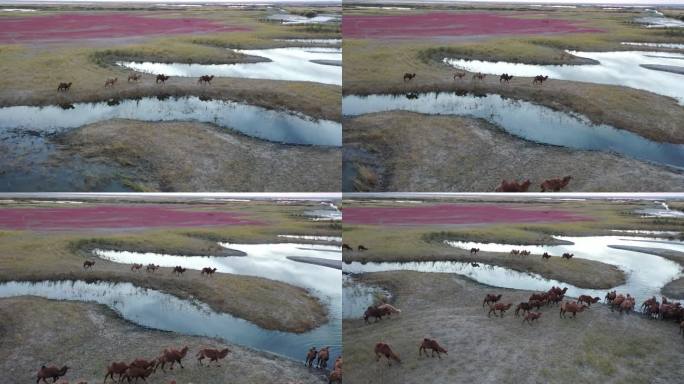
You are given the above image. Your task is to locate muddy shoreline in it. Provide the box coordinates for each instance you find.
[0,297,328,384]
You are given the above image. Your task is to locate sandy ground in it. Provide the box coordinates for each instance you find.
[343,271,684,384]
[0,297,327,384]
[54,119,340,192]
[344,112,684,192]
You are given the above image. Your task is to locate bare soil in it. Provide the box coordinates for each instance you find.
[344,112,684,192]
[0,297,327,384]
[343,271,684,384]
[54,120,341,192]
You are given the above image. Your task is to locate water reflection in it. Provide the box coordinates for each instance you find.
[0,96,342,146]
[444,51,684,104]
[118,47,341,85]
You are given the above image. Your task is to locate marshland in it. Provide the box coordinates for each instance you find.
[0,2,342,192]
[342,194,684,383]
[342,2,684,192]
[0,195,342,383]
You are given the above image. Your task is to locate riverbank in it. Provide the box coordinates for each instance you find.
[344,112,684,192]
[0,297,327,383]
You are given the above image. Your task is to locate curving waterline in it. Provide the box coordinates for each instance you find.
[92,242,341,363]
[0,279,331,363]
[342,92,684,169]
[118,46,342,86]
[345,235,683,310]
[444,50,684,104]
[0,96,341,147]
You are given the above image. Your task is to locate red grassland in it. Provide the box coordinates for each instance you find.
[0,13,251,43]
[342,12,603,39]
[0,205,263,230]
[343,204,592,225]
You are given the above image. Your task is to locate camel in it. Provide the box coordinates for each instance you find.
[419,338,447,359]
[488,302,512,317]
[197,348,230,366]
[533,75,549,84]
[364,305,397,323]
[316,347,330,369]
[605,290,617,304]
[406,92,419,99]
[562,253,574,260]
[130,358,156,370]
[515,302,533,316]
[520,250,531,256]
[334,356,343,371]
[121,366,154,383]
[104,362,128,383]
[157,346,189,371]
[495,179,532,192]
[541,176,572,192]
[374,342,401,366]
[146,264,159,273]
[130,263,143,272]
[403,73,416,81]
[483,294,502,307]
[198,75,215,85]
[104,78,118,88]
[172,266,187,276]
[328,367,342,384]
[619,297,636,314]
[471,262,480,267]
[453,71,466,80]
[36,365,69,384]
[83,260,95,269]
[305,347,318,367]
[472,72,486,81]
[358,245,368,251]
[499,73,513,83]
[377,303,401,317]
[57,82,72,92]
[577,295,600,306]
[510,249,520,255]
[542,252,551,260]
[560,301,587,318]
[523,311,542,325]
[342,244,353,251]
[128,73,142,82]
[201,267,217,276]
[470,248,480,255]
[156,74,170,84]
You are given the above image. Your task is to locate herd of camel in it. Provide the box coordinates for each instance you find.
[495,175,573,192]
[36,345,231,384]
[304,347,343,384]
[57,74,215,92]
[360,285,684,368]
[403,72,550,85]
[83,260,218,277]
